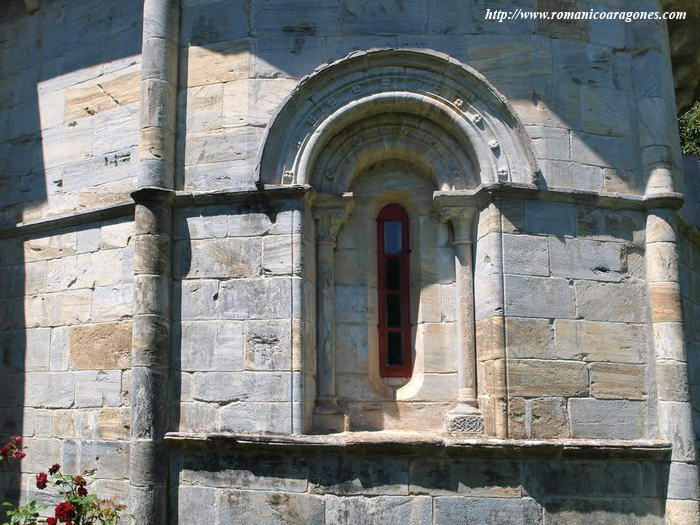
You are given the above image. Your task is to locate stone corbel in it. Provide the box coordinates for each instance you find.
[312,194,354,432]
[433,194,484,435]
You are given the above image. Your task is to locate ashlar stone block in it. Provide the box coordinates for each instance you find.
[503,234,549,277]
[178,320,244,371]
[590,363,646,400]
[244,319,292,371]
[508,359,588,397]
[574,281,646,323]
[326,495,431,525]
[549,237,623,282]
[554,320,646,363]
[70,321,132,370]
[177,238,262,279]
[217,490,324,525]
[569,398,645,439]
[505,275,576,319]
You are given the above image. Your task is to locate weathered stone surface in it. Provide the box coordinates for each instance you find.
[554,320,646,363]
[549,237,623,282]
[219,401,292,434]
[64,71,140,121]
[665,499,700,525]
[176,279,220,320]
[181,450,308,492]
[503,234,549,276]
[525,460,644,499]
[527,125,570,160]
[326,495,431,525]
[574,281,646,323]
[409,458,521,497]
[543,498,663,525]
[193,371,290,403]
[176,238,262,279]
[508,359,588,397]
[530,397,570,439]
[505,318,554,359]
[434,496,542,525]
[505,275,576,319]
[69,322,132,370]
[75,370,122,407]
[96,408,131,440]
[309,455,409,495]
[649,282,683,323]
[569,399,645,439]
[92,284,133,322]
[186,41,251,87]
[590,363,646,400]
[178,486,217,525]
[178,320,244,371]
[244,319,292,371]
[218,278,293,320]
[577,207,645,243]
[25,372,74,408]
[656,362,690,402]
[217,490,324,525]
[525,201,576,236]
[570,131,637,171]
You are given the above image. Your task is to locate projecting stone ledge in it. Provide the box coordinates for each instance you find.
[165,431,671,460]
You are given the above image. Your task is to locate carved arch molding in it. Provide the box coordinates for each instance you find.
[255,49,539,435]
[257,48,539,191]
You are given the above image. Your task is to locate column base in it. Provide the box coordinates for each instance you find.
[445,403,484,435]
[313,401,349,434]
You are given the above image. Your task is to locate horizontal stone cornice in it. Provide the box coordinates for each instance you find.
[165,431,672,461]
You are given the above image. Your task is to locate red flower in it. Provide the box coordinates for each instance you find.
[0,445,10,459]
[36,472,48,489]
[46,518,58,525]
[48,464,61,474]
[54,502,76,522]
[73,475,87,486]
[77,486,88,496]
[12,450,25,460]
[11,436,22,446]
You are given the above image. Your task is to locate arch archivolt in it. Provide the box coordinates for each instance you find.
[257,48,539,191]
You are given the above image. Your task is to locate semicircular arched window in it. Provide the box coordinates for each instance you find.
[376,204,412,377]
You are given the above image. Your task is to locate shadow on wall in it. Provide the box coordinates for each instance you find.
[0,0,142,513]
[168,445,670,524]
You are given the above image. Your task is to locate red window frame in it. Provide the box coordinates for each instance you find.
[377,204,412,378]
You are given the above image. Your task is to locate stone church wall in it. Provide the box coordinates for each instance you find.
[0,0,697,524]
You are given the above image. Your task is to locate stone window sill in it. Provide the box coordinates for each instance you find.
[165,431,671,460]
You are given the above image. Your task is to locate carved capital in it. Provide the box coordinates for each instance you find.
[433,195,477,244]
[313,195,354,245]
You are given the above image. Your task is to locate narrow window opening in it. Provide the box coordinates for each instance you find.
[377,204,412,377]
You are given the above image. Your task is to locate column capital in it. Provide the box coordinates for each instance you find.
[433,195,477,244]
[312,194,354,245]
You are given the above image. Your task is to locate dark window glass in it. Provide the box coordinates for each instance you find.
[386,294,401,326]
[387,332,403,366]
[385,258,401,290]
[383,221,402,254]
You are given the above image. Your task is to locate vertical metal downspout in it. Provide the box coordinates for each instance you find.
[129,0,179,523]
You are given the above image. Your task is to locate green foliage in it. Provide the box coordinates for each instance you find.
[2,501,44,525]
[679,102,700,156]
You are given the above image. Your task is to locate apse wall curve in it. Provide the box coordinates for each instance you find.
[256,48,540,192]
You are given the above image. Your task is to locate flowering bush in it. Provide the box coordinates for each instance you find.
[0,438,128,525]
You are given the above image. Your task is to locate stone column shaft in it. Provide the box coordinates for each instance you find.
[646,208,699,520]
[316,241,338,402]
[130,0,179,522]
[454,239,477,405]
[312,196,353,432]
[435,199,483,434]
